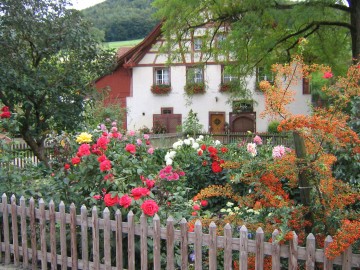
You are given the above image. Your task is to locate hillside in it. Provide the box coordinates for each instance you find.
[81,0,159,42]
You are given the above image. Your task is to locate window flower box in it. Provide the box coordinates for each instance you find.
[219,80,238,93]
[151,84,171,95]
[184,82,205,95]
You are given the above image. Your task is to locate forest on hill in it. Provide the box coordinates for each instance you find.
[81,0,158,42]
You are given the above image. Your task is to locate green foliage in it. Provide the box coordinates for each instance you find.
[104,39,143,50]
[267,120,280,133]
[81,0,159,42]
[181,110,203,136]
[152,120,167,134]
[0,0,116,164]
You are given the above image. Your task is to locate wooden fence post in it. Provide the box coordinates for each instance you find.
[289,231,298,270]
[81,205,89,270]
[239,225,248,270]
[115,209,123,270]
[323,236,333,270]
[166,216,175,270]
[194,219,202,270]
[60,201,67,270]
[11,195,19,266]
[208,222,217,270]
[29,197,37,269]
[20,196,29,268]
[92,206,100,270]
[127,211,135,270]
[255,227,264,270]
[153,214,161,270]
[272,229,280,270]
[140,214,148,270]
[2,194,10,265]
[224,223,232,269]
[343,246,352,270]
[49,200,57,270]
[70,203,78,270]
[306,233,315,270]
[103,207,111,270]
[39,198,47,270]
[180,218,189,270]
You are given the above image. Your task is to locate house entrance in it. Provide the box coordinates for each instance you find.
[229,112,256,132]
[209,112,225,133]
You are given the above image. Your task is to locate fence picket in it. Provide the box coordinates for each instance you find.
[166,216,175,270]
[60,201,67,270]
[140,213,148,270]
[324,236,333,270]
[92,206,100,270]
[180,218,189,270]
[103,207,111,270]
[271,229,280,270]
[224,223,232,270]
[127,211,135,270]
[153,214,161,270]
[306,233,315,270]
[2,194,10,265]
[255,227,264,270]
[289,231,298,270]
[70,203,78,270]
[81,205,89,270]
[115,209,123,270]
[49,200,57,270]
[208,222,217,270]
[20,196,28,268]
[194,219,202,270]
[39,198,47,270]
[29,197,37,269]
[11,195,19,266]
[0,194,359,270]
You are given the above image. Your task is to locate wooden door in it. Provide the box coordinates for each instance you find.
[210,113,225,133]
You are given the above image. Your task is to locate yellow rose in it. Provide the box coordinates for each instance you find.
[76,132,92,144]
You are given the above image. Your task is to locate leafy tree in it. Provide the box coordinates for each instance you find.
[153,0,359,73]
[0,0,116,167]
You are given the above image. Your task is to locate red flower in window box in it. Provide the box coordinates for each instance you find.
[184,82,205,95]
[151,84,171,95]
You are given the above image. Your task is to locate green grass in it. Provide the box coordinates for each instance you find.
[103,39,143,50]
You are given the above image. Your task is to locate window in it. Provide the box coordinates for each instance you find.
[257,66,274,83]
[216,34,226,48]
[154,67,170,85]
[161,107,173,114]
[193,38,202,51]
[222,67,238,83]
[187,67,204,84]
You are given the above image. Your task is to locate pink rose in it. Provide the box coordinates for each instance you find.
[119,194,132,208]
[97,136,109,150]
[125,144,136,154]
[93,195,102,200]
[145,179,155,189]
[103,194,119,207]
[128,130,136,136]
[141,200,159,216]
[193,204,200,211]
[323,71,333,79]
[147,147,154,154]
[200,200,208,207]
[143,134,150,140]
[77,144,91,157]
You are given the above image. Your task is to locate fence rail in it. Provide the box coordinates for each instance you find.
[1,194,359,270]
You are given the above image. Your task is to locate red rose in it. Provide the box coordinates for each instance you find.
[193,204,200,211]
[1,106,9,112]
[0,111,11,118]
[131,187,150,200]
[64,163,70,170]
[97,136,109,150]
[125,144,136,154]
[71,156,81,165]
[99,159,111,171]
[97,155,107,163]
[141,200,159,216]
[197,150,203,156]
[201,144,207,151]
[202,160,207,166]
[211,161,222,173]
[145,179,155,189]
[221,147,228,153]
[207,146,217,154]
[119,194,132,208]
[104,174,114,181]
[103,194,119,207]
[192,211,197,216]
[200,200,208,207]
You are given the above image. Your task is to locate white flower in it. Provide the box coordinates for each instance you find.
[246,143,257,157]
[214,140,221,145]
[233,207,239,211]
[272,145,286,158]
[173,140,183,149]
[166,158,173,165]
[220,208,226,213]
[226,202,234,207]
[165,151,176,162]
[192,142,200,149]
[197,135,204,140]
[184,139,191,145]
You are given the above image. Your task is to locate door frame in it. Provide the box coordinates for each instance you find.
[208,111,226,133]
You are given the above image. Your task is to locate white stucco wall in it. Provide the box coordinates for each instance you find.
[126,63,312,133]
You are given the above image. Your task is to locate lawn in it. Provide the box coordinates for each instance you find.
[103,39,143,50]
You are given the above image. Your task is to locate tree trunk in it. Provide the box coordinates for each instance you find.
[293,131,313,233]
[22,133,50,168]
[350,0,360,61]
